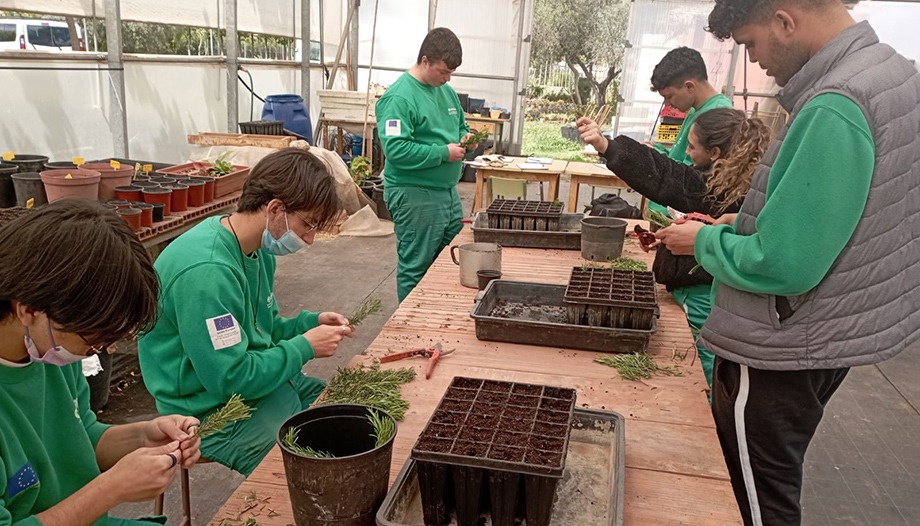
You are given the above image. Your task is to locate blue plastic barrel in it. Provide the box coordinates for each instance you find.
[351,136,363,157]
[261,94,313,144]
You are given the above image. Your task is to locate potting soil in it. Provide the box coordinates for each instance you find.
[489,300,567,324]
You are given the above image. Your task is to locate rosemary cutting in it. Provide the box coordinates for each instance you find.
[609,257,648,271]
[282,426,334,458]
[318,366,415,420]
[647,209,673,229]
[460,128,490,150]
[197,394,254,437]
[367,408,396,447]
[595,352,683,381]
[348,298,383,328]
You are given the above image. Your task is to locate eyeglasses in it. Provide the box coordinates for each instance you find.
[78,334,114,357]
[290,211,319,233]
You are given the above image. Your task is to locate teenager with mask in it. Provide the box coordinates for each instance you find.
[139,148,351,476]
[0,200,200,525]
[578,108,771,390]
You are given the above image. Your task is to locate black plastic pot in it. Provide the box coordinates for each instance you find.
[10,171,48,208]
[359,181,375,199]
[278,404,396,526]
[7,154,49,173]
[372,183,391,221]
[0,163,18,208]
[44,161,78,170]
[151,202,165,222]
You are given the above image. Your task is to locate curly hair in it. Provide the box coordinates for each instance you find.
[693,108,772,213]
[707,0,836,41]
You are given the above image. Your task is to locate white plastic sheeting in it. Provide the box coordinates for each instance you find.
[852,1,920,64]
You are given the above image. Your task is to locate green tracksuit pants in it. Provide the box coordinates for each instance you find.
[670,283,715,393]
[385,186,463,303]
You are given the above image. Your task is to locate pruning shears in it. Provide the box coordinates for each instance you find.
[379,342,456,379]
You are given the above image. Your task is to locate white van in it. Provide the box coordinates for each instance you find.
[0,19,81,51]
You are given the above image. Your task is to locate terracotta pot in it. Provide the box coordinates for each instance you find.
[39,169,101,203]
[142,187,172,215]
[190,176,215,203]
[185,179,206,207]
[131,202,154,227]
[113,185,143,202]
[82,162,134,201]
[107,199,131,210]
[149,176,176,185]
[117,207,142,232]
[162,183,189,212]
[132,181,159,189]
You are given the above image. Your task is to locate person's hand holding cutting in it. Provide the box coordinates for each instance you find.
[655,220,707,256]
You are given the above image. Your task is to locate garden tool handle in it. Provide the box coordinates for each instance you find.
[425,349,442,380]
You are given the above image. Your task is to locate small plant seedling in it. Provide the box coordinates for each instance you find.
[197,394,253,437]
[348,297,382,327]
[647,209,672,229]
[595,352,683,381]
[367,408,395,447]
[460,128,490,150]
[349,156,372,185]
[282,426,334,458]
[210,151,235,177]
[609,257,647,271]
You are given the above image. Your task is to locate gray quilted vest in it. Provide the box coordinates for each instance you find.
[699,22,920,370]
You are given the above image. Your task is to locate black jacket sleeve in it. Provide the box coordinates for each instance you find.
[601,135,713,215]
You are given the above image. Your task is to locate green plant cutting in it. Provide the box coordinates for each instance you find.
[348,297,382,327]
[647,209,673,229]
[349,156,372,185]
[281,426,334,458]
[460,128,490,150]
[595,352,683,381]
[196,394,254,437]
[609,257,648,271]
[318,365,416,420]
[367,408,395,447]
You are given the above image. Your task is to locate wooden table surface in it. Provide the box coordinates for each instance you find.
[210,222,742,526]
[472,157,568,213]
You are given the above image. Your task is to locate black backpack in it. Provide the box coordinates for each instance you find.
[589,193,642,219]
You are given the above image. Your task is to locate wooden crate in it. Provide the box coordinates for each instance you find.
[317,89,376,123]
[187,132,295,149]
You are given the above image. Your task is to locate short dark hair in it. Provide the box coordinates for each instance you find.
[0,200,159,344]
[416,27,462,69]
[707,0,837,41]
[237,148,341,230]
[650,47,708,91]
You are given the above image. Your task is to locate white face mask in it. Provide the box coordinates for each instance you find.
[24,320,87,366]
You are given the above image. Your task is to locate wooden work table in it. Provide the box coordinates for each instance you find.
[210,223,741,526]
[472,157,568,213]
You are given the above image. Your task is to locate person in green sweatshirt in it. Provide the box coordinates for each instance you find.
[376,27,477,302]
[139,148,351,477]
[0,200,201,526]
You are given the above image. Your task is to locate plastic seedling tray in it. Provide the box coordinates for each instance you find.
[564,268,658,330]
[471,281,655,354]
[486,199,564,232]
[471,212,582,250]
[377,407,626,526]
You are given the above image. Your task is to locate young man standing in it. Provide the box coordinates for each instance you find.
[658,1,920,523]
[376,27,474,302]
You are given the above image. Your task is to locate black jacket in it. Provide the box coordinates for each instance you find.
[600,135,741,291]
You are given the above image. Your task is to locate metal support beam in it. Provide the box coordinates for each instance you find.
[428,0,439,31]
[347,0,359,90]
[723,42,740,100]
[301,0,311,113]
[226,0,239,132]
[509,0,534,155]
[104,0,128,157]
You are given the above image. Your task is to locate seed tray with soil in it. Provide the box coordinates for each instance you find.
[472,212,583,250]
[563,268,658,331]
[472,281,656,354]
[485,199,564,232]
[379,407,626,526]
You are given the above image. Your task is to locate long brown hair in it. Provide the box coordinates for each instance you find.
[693,108,772,213]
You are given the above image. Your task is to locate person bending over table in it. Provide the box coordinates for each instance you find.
[0,200,201,526]
[578,108,771,390]
[139,148,353,476]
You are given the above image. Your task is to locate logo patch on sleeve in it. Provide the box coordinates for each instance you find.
[385,119,402,137]
[8,462,39,499]
[205,313,243,350]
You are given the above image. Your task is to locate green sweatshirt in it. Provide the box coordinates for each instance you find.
[695,93,875,296]
[376,72,469,189]
[139,217,320,419]
[0,362,110,526]
[654,93,734,165]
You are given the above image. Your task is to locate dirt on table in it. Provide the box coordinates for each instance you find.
[489,300,568,324]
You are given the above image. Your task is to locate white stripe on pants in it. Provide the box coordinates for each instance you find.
[734,364,764,526]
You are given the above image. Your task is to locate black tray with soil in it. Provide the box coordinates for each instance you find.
[564,267,658,330]
[471,212,582,250]
[409,377,577,526]
[471,280,655,354]
[486,199,564,231]
[378,407,626,526]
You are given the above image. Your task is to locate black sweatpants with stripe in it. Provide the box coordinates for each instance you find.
[711,356,849,526]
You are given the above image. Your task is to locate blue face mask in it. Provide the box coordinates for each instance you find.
[261,213,308,256]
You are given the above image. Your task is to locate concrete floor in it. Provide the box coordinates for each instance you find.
[102,178,920,525]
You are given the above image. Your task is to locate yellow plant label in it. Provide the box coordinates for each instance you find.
[110,160,121,169]
[72,156,85,166]
[135,162,141,172]
[1,152,13,161]
[143,164,153,173]
[26,198,34,209]
[65,173,73,179]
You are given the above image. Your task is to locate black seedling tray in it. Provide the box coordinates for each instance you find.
[412,377,576,477]
[471,281,655,353]
[564,267,657,308]
[471,212,582,250]
[487,199,564,231]
[377,407,626,526]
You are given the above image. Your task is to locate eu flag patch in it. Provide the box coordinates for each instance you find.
[8,462,39,498]
[213,314,235,331]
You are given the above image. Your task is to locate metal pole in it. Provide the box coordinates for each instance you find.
[428,0,438,31]
[723,42,740,100]
[347,0,359,90]
[509,0,530,155]
[226,0,239,132]
[319,0,325,79]
[104,0,128,157]
[302,0,311,113]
